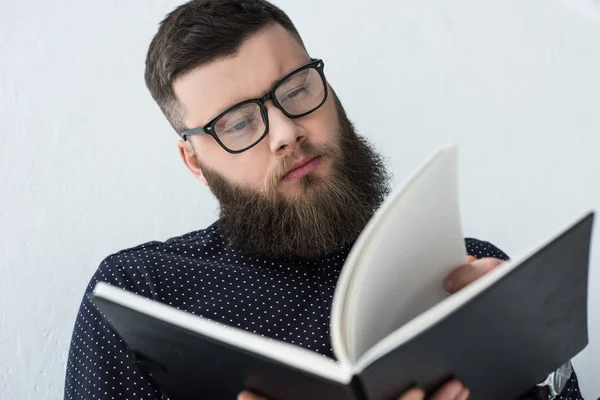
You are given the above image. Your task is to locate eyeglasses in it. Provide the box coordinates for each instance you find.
[181,58,328,154]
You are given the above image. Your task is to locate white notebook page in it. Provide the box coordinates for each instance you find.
[332,145,468,362]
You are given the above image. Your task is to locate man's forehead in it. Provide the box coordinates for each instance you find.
[173,24,310,127]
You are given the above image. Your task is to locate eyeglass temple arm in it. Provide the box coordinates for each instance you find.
[182,127,209,138]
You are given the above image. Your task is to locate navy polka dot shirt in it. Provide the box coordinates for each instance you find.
[64,221,584,399]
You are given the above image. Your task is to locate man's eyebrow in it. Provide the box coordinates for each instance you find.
[269,75,285,89]
[268,60,310,89]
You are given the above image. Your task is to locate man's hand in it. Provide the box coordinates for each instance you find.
[444,256,504,294]
[238,379,470,400]
[397,380,469,400]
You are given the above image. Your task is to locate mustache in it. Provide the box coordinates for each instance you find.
[264,140,343,196]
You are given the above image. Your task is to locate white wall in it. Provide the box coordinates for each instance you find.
[1,0,599,398]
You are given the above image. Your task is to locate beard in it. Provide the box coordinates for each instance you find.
[200,95,391,260]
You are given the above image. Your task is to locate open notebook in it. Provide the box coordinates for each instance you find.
[91,145,594,400]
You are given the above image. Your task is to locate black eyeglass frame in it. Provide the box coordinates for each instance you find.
[181,58,328,154]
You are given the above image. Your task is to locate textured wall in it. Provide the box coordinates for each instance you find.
[1,0,599,398]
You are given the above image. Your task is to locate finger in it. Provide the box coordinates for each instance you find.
[445,257,502,293]
[430,380,464,400]
[237,391,267,400]
[456,387,471,400]
[445,258,503,294]
[397,387,425,400]
[466,255,477,263]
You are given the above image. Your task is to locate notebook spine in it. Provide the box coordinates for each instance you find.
[349,375,369,400]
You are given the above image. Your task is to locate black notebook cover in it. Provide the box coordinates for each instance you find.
[357,212,593,400]
[91,212,593,400]
[90,295,360,400]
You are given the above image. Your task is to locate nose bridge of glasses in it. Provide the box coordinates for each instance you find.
[259,91,288,119]
[259,92,273,104]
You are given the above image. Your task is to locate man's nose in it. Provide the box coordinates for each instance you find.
[265,102,306,156]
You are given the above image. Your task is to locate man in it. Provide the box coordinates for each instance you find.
[64,1,584,399]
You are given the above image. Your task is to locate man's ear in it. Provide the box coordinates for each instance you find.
[177,139,208,186]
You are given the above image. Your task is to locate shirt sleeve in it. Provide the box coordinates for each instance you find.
[465,238,585,400]
[552,369,584,400]
[64,257,168,400]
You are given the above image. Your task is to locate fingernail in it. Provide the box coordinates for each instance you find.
[400,389,424,400]
[456,387,470,400]
[446,383,464,398]
[411,392,425,400]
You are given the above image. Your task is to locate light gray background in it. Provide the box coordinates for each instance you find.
[1,0,599,398]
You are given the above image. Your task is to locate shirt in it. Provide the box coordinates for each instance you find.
[64,221,584,400]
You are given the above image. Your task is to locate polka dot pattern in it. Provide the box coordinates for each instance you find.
[63,223,584,399]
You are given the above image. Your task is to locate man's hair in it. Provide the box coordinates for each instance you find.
[144,0,305,135]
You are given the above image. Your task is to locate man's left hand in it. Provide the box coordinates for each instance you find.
[444,256,504,294]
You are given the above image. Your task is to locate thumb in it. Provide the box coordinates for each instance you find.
[398,388,425,400]
[445,257,502,293]
[238,391,267,400]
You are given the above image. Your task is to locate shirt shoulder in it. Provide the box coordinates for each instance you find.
[110,219,223,258]
[465,237,509,261]
[87,220,224,298]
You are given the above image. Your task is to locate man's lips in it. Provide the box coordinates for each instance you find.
[282,156,322,181]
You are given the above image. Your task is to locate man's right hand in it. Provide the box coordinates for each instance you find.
[396,380,469,400]
[238,379,470,400]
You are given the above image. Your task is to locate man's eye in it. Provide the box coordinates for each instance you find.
[228,120,248,132]
[284,87,307,100]
[223,117,256,135]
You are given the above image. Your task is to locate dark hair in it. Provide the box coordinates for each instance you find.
[144,0,306,135]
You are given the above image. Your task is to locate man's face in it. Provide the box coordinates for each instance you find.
[173,23,389,259]
[174,23,339,200]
